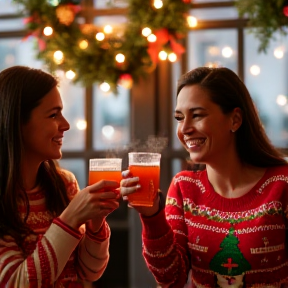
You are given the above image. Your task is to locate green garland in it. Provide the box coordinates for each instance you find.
[13,0,190,92]
[235,0,288,52]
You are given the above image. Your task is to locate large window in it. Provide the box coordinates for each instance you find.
[188,29,238,73]
[93,85,130,150]
[244,31,288,148]
[2,1,288,287]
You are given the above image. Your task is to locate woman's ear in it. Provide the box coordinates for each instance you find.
[231,107,242,132]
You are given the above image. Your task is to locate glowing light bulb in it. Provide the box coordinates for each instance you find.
[187,16,198,28]
[153,0,163,9]
[96,32,105,41]
[250,65,260,76]
[118,74,133,89]
[48,0,59,6]
[222,46,233,58]
[5,54,15,66]
[274,47,284,59]
[43,26,53,36]
[206,62,219,68]
[53,50,64,64]
[79,40,88,49]
[276,94,287,106]
[102,125,115,139]
[104,25,113,34]
[100,82,110,92]
[115,53,125,63]
[159,51,168,60]
[208,46,220,56]
[168,52,177,62]
[76,119,87,130]
[65,70,76,79]
[55,70,65,78]
[142,27,152,37]
[147,34,157,42]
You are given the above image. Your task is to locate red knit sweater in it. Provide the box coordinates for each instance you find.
[0,169,110,288]
[141,165,288,288]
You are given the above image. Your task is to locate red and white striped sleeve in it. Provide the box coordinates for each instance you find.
[76,221,110,282]
[59,168,112,282]
[0,218,82,288]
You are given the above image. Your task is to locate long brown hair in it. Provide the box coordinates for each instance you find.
[177,67,287,167]
[0,66,70,247]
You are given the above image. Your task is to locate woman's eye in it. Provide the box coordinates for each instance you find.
[174,116,183,121]
[49,113,57,118]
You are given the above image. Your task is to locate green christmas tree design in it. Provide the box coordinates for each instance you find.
[210,227,251,277]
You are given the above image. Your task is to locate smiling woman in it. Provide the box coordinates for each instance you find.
[21,86,70,169]
[120,66,288,287]
[175,84,242,166]
[0,65,120,287]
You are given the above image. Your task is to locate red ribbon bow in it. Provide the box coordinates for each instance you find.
[147,28,185,64]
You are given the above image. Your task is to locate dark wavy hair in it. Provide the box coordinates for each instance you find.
[177,66,286,168]
[0,66,70,248]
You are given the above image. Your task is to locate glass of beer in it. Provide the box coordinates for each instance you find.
[89,158,122,185]
[127,152,161,207]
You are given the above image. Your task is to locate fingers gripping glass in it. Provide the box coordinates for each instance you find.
[127,152,161,207]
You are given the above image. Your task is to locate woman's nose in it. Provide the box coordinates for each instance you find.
[61,116,70,131]
[181,119,194,134]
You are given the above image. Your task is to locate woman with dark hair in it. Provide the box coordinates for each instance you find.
[121,67,288,287]
[0,66,120,287]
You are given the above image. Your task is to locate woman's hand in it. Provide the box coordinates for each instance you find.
[120,170,160,217]
[59,180,120,231]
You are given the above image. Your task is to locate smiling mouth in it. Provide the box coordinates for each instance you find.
[53,138,63,145]
[185,138,206,148]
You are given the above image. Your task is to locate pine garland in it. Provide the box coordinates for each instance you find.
[235,0,288,52]
[12,0,190,92]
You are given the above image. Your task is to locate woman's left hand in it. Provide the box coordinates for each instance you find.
[120,170,160,217]
[86,181,121,232]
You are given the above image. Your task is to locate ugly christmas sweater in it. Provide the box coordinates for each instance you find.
[0,169,110,288]
[141,165,288,288]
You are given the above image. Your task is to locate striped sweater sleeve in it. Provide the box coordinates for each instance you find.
[0,219,82,288]
[60,169,111,282]
[140,178,190,287]
[76,221,110,282]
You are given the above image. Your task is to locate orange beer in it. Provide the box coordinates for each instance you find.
[89,170,122,185]
[89,158,122,185]
[127,152,161,207]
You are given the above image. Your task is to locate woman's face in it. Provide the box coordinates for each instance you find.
[21,86,70,164]
[175,85,237,166]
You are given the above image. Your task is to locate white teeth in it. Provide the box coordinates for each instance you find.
[183,135,190,141]
[185,139,205,148]
[53,138,63,144]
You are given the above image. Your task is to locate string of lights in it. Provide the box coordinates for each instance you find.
[12,0,193,92]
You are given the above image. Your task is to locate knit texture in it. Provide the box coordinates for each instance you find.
[0,169,110,288]
[141,165,288,287]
